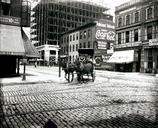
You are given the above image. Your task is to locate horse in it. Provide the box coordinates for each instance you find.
[61,61,76,82]
[75,59,95,82]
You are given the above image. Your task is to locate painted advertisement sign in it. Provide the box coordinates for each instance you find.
[0,16,20,26]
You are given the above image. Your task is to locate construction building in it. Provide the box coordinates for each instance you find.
[30,0,113,66]
[108,0,158,73]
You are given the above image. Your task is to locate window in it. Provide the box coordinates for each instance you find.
[1,2,10,15]
[76,44,78,51]
[76,33,78,40]
[67,36,69,42]
[73,34,75,41]
[147,7,152,19]
[134,29,138,42]
[80,43,82,48]
[118,33,121,44]
[83,42,86,48]
[126,31,129,43]
[73,45,75,51]
[88,29,91,38]
[84,31,86,38]
[135,12,139,23]
[80,32,82,39]
[147,26,152,40]
[118,17,122,27]
[126,15,130,25]
[88,41,90,48]
[70,45,71,52]
[70,35,72,41]
[50,50,56,55]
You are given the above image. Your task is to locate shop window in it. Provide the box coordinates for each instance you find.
[126,31,129,43]
[126,15,130,25]
[1,2,10,15]
[118,33,121,44]
[147,26,152,40]
[134,29,138,42]
[135,11,139,23]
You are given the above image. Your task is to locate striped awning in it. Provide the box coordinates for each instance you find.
[0,24,25,56]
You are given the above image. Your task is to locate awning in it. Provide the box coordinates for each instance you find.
[107,50,134,64]
[22,28,40,58]
[0,24,25,56]
[1,0,11,4]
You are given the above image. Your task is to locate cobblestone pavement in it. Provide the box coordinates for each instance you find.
[1,68,158,128]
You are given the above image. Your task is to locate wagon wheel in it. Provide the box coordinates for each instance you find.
[66,72,74,82]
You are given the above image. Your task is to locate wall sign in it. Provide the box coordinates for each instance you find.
[0,16,20,26]
[96,29,115,41]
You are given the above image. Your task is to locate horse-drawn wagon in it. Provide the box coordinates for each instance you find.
[75,48,95,82]
[61,48,95,82]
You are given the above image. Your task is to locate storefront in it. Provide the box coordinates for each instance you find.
[0,24,39,76]
[107,50,137,72]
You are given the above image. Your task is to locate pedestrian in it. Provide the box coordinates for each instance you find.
[43,119,57,128]
[34,61,37,68]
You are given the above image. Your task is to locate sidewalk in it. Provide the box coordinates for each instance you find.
[0,66,66,85]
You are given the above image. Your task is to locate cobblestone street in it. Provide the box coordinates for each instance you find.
[0,66,158,128]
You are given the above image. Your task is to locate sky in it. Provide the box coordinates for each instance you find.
[24,0,129,38]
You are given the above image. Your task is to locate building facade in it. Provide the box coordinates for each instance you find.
[30,0,113,65]
[0,0,39,76]
[113,0,158,73]
[61,19,115,69]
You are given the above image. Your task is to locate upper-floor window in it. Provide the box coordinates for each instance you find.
[88,41,90,48]
[134,29,138,42]
[1,1,11,15]
[135,12,139,23]
[126,31,129,43]
[147,7,153,19]
[76,33,78,40]
[73,45,75,51]
[70,45,71,52]
[83,42,86,48]
[80,43,82,48]
[73,34,75,41]
[84,31,86,38]
[67,36,69,42]
[126,15,130,25]
[76,44,78,51]
[70,35,72,41]
[118,17,122,27]
[88,29,91,38]
[118,33,121,44]
[147,26,152,40]
[80,32,82,39]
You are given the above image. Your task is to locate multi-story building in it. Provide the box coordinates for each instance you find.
[61,19,115,69]
[0,0,39,76]
[30,0,113,65]
[110,0,158,73]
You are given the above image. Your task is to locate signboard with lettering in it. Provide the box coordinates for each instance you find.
[0,16,20,26]
[149,39,158,46]
[96,29,115,41]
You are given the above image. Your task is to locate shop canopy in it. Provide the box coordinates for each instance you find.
[0,24,40,58]
[107,50,134,64]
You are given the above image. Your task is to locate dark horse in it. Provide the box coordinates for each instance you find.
[75,59,95,82]
[61,61,76,82]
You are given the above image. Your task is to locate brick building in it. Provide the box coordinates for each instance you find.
[30,0,112,65]
[109,0,158,73]
[61,19,115,69]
